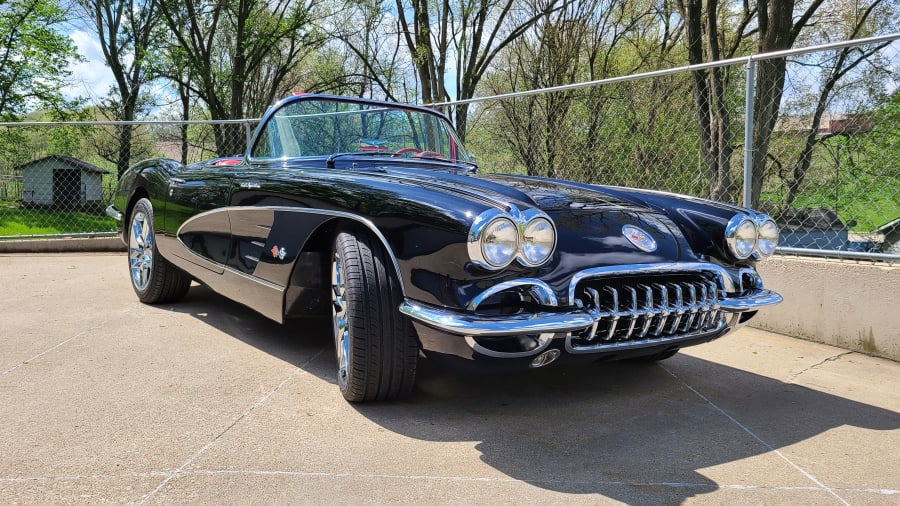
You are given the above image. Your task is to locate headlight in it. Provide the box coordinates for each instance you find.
[468,209,519,269]
[520,217,556,266]
[755,216,779,256]
[468,207,556,270]
[726,214,757,259]
[482,218,518,267]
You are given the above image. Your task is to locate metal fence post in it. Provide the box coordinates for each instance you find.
[244,120,253,151]
[742,58,757,208]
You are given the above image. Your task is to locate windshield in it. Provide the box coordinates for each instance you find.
[251,97,470,163]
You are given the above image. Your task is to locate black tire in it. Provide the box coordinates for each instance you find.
[331,228,418,402]
[630,349,679,362]
[127,198,191,304]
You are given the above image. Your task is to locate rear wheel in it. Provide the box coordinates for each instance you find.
[332,229,418,402]
[128,198,191,303]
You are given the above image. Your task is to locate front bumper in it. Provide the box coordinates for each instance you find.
[400,288,780,338]
[399,262,782,363]
[105,204,123,221]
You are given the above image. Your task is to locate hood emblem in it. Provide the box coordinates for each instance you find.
[622,225,657,253]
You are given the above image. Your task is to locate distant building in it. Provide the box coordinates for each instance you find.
[773,113,874,135]
[19,155,109,209]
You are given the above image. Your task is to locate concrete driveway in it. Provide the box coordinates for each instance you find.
[1,253,898,504]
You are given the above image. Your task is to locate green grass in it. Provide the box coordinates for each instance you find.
[0,202,116,237]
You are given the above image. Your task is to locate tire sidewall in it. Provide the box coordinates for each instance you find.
[128,198,158,300]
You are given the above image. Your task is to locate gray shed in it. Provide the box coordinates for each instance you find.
[19,155,109,209]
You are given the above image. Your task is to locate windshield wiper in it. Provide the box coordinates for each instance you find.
[325,151,394,168]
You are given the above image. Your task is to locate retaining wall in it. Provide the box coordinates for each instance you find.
[753,256,899,361]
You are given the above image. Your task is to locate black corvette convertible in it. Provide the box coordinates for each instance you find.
[108,94,782,402]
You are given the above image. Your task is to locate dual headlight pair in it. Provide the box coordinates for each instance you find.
[726,213,779,259]
[468,208,557,269]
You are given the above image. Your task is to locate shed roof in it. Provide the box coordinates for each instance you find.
[17,155,109,174]
[874,217,900,235]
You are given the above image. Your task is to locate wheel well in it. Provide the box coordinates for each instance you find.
[126,188,149,222]
[123,187,149,241]
[283,218,348,319]
[283,217,405,320]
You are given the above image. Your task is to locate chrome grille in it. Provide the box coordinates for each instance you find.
[569,274,724,351]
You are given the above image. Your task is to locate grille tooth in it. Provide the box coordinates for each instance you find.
[624,286,639,338]
[571,273,725,351]
[651,283,670,336]
[682,283,698,331]
[583,287,601,341]
[637,284,654,338]
[604,286,620,341]
[666,283,684,333]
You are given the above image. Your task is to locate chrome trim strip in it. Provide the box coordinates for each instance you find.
[464,335,555,358]
[565,320,727,354]
[718,289,782,312]
[466,278,557,310]
[567,262,738,303]
[399,301,594,337]
[105,205,123,221]
[177,205,407,295]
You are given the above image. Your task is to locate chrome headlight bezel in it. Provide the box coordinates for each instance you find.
[725,214,758,260]
[468,209,519,269]
[754,214,779,257]
[518,209,557,267]
[468,207,557,270]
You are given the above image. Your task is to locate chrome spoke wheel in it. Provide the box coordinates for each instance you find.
[129,210,153,291]
[332,250,349,384]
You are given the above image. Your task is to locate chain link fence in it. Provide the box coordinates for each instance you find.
[0,120,256,239]
[457,35,900,263]
[1,36,897,263]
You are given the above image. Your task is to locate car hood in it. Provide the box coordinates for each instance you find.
[351,167,693,269]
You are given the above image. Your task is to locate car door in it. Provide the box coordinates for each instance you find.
[165,164,238,274]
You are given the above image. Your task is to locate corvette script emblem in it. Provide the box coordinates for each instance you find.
[622,225,657,252]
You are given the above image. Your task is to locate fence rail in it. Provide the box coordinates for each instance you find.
[0,36,897,263]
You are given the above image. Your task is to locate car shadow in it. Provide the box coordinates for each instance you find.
[169,284,900,503]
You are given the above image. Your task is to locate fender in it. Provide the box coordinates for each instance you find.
[158,205,406,324]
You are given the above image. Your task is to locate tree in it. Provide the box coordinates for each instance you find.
[156,0,324,156]
[482,0,691,185]
[675,0,836,204]
[395,0,562,141]
[774,0,897,210]
[0,0,79,120]
[77,0,162,176]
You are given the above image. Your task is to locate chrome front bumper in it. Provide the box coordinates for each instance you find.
[400,288,781,338]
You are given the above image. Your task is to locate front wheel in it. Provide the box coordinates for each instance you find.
[332,229,418,402]
[128,198,191,304]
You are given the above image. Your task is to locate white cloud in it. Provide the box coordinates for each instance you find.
[63,30,116,102]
